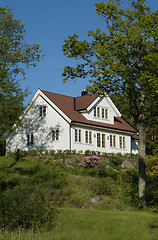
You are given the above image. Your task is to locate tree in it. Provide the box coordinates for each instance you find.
[0,6,42,136]
[62,0,158,208]
[110,92,158,155]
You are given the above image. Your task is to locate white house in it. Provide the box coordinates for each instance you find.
[5,89,139,154]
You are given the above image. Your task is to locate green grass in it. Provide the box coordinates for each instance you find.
[1,208,158,240]
[0,154,158,239]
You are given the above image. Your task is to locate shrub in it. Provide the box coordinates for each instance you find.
[146,175,158,208]
[0,187,56,230]
[91,177,117,195]
[108,153,123,168]
[84,150,92,156]
[146,155,158,177]
[79,155,100,169]
[118,169,138,206]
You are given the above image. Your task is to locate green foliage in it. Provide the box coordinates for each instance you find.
[146,155,158,177]
[0,140,6,156]
[0,6,43,136]
[119,169,138,206]
[1,208,158,240]
[84,149,97,156]
[0,156,67,230]
[146,175,158,208]
[108,153,123,169]
[62,0,158,209]
[0,187,55,230]
[91,177,117,195]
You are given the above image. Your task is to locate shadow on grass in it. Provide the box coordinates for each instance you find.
[14,167,41,176]
[149,219,158,230]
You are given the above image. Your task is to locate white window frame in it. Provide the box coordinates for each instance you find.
[39,106,46,117]
[75,128,82,143]
[27,133,34,146]
[102,134,106,148]
[52,129,59,141]
[94,106,108,120]
[110,134,116,148]
[97,133,101,147]
[119,136,126,149]
[85,130,92,144]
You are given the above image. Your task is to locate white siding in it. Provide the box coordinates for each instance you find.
[6,90,137,155]
[70,124,132,154]
[6,95,70,153]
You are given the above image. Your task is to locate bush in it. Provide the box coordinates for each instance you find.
[91,177,117,195]
[146,175,158,208]
[0,187,56,230]
[146,155,158,177]
[108,153,123,169]
[118,169,138,206]
[79,155,100,169]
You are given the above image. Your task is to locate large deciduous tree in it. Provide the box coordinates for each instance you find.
[0,6,42,136]
[62,0,158,208]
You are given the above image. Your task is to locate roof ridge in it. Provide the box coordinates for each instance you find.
[41,89,74,99]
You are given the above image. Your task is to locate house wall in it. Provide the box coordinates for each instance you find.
[6,91,138,155]
[6,95,70,153]
[70,124,132,154]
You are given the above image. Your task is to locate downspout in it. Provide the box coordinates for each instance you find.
[69,124,71,151]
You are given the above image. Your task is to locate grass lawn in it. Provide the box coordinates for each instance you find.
[1,208,158,240]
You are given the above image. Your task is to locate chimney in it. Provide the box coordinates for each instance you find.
[81,89,87,96]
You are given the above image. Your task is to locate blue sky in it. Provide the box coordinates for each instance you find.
[1,0,158,105]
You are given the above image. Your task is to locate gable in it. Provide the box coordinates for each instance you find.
[80,96,121,125]
[40,89,136,134]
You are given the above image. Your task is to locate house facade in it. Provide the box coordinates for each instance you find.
[5,89,138,154]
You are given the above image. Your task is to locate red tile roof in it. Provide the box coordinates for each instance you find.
[41,90,137,134]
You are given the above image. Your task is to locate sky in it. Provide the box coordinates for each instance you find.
[1,0,158,105]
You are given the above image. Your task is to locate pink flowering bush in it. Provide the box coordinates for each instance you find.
[79,155,100,168]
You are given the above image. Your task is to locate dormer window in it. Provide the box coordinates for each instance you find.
[94,107,108,120]
[39,106,46,117]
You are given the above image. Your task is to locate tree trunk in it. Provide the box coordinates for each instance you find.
[137,122,146,209]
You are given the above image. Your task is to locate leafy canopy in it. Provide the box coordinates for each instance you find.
[62,0,158,124]
[0,7,43,135]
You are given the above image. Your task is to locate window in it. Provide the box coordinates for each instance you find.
[75,129,78,142]
[102,108,108,119]
[123,137,125,149]
[85,130,88,143]
[94,107,96,117]
[102,108,105,119]
[75,129,82,143]
[85,130,92,144]
[119,136,122,148]
[105,109,108,119]
[97,133,101,147]
[102,134,106,148]
[97,133,106,148]
[110,134,116,148]
[79,129,82,143]
[27,133,33,145]
[39,106,46,117]
[52,129,59,141]
[89,131,92,144]
[94,107,100,118]
[94,106,108,119]
[120,136,126,149]
[97,107,100,118]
